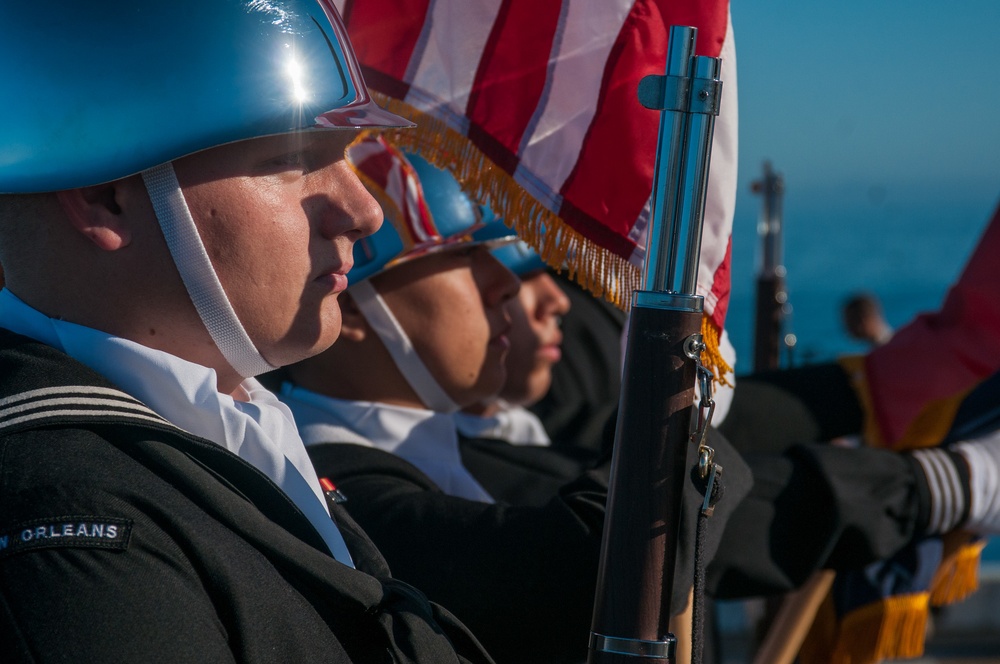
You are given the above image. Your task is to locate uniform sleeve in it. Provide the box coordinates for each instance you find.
[0,487,237,663]
[707,442,927,599]
[311,442,603,664]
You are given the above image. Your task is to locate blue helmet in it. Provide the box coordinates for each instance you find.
[347,135,515,283]
[472,221,547,277]
[0,0,409,193]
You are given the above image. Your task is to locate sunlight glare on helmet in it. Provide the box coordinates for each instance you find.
[284,52,311,104]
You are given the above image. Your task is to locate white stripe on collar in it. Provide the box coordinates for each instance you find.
[0,385,169,434]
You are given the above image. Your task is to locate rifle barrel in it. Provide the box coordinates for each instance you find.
[589,25,723,664]
[751,162,788,371]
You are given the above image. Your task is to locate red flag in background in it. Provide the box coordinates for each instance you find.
[855,201,1000,449]
[335,0,738,381]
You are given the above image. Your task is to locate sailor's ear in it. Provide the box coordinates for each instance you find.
[337,290,369,343]
[55,179,135,251]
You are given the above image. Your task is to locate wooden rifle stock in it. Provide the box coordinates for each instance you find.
[753,272,786,371]
[589,301,702,663]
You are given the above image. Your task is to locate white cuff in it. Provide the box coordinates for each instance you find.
[954,430,1000,535]
[911,447,966,534]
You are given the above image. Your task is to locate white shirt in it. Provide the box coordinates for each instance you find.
[0,288,354,566]
[280,383,495,503]
[453,401,551,447]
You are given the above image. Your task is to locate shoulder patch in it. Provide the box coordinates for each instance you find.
[0,516,132,559]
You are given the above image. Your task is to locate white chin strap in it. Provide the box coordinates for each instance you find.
[350,279,460,413]
[141,163,277,379]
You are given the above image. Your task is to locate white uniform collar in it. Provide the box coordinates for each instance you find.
[0,288,354,566]
[453,401,551,447]
[280,383,494,503]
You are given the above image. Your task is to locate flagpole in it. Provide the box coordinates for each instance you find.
[588,26,723,664]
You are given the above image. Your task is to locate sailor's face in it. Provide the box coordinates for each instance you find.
[373,245,520,409]
[500,269,570,407]
[172,132,382,368]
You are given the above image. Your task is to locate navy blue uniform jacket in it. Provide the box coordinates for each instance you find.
[0,330,493,664]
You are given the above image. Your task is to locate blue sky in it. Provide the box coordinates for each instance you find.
[725,2,1000,362]
[731,1,1000,205]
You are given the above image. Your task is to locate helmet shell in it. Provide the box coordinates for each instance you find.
[0,0,409,193]
[472,221,547,276]
[347,136,515,283]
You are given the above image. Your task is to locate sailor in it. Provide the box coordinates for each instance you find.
[0,3,492,662]
[277,135,750,664]
[450,225,589,504]
[454,228,568,450]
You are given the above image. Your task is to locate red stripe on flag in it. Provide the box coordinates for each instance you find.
[684,3,729,58]
[360,67,412,102]
[558,0,729,259]
[557,1,665,253]
[466,123,521,176]
[343,0,431,82]
[709,237,732,328]
[466,0,563,155]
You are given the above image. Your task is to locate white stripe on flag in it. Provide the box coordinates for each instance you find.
[406,0,503,118]
[517,0,633,197]
[697,9,738,318]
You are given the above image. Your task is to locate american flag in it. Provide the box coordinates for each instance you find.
[334,0,738,379]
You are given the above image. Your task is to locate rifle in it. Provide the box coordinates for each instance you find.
[750,162,793,371]
[588,26,723,664]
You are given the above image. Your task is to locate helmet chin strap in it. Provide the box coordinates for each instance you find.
[349,279,460,413]
[141,163,277,379]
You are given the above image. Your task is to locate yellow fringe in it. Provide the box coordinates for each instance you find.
[815,367,986,663]
[366,93,733,384]
[802,591,930,664]
[368,94,641,309]
[701,315,733,387]
[930,536,986,606]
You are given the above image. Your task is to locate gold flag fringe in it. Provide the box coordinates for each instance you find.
[838,354,885,447]
[367,94,641,309]
[800,591,930,664]
[930,536,985,606]
[701,315,733,387]
[366,92,732,383]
